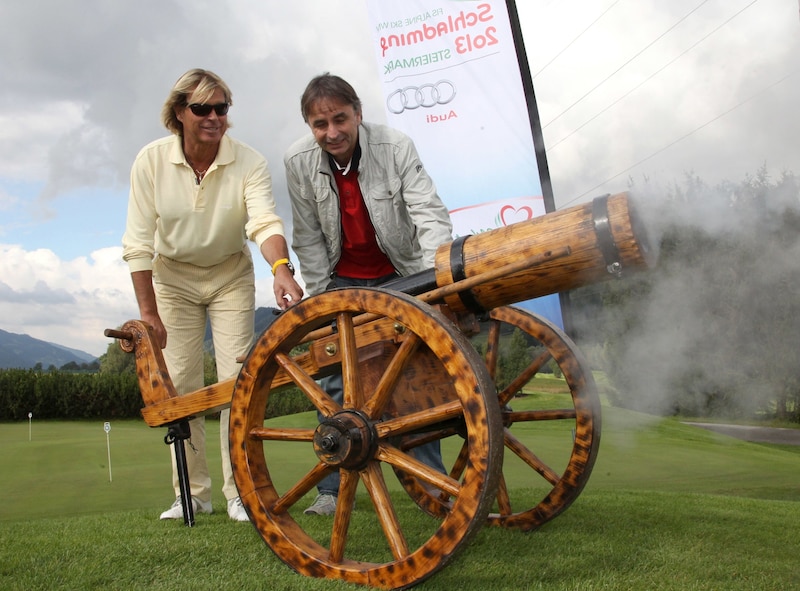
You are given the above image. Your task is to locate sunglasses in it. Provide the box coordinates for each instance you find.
[187,102,229,117]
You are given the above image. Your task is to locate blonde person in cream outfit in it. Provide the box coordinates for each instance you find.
[122,68,303,522]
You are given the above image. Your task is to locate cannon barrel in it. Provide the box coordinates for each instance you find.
[383,191,656,313]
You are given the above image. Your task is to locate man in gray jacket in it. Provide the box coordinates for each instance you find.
[284,72,453,515]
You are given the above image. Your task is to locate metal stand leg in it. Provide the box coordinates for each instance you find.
[165,421,195,527]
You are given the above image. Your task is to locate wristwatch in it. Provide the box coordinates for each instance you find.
[271,258,295,276]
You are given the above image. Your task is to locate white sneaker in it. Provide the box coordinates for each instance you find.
[303,493,337,515]
[227,497,250,522]
[159,496,213,520]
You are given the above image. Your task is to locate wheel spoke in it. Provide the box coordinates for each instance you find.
[248,426,315,441]
[373,400,462,439]
[274,351,341,417]
[396,426,460,452]
[485,319,501,379]
[449,440,469,483]
[272,462,335,514]
[496,473,512,515]
[497,350,551,407]
[329,469,358,563]
[505,408,577,422]
[504,428,560,486]
[376,443,460,497]
[361,462,410,560]
[363,332,422,420]
[337,312,363,409]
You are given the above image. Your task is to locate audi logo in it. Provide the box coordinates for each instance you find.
[386,80,456,114]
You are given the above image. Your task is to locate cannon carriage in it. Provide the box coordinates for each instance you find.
[106,191,656,590]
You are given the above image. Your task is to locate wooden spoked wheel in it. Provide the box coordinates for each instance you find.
[480,306,600,530]
[229,288,503,590]
[407,305,601,531]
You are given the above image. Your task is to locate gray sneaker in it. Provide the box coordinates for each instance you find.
[303,493,337,515]
[159,496,213,520]
[227,496,250,522]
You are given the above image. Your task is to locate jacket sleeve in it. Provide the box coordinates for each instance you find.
[284,153,331,296]
[395,136,453,267]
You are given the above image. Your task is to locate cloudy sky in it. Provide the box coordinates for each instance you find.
[1,0,798,357]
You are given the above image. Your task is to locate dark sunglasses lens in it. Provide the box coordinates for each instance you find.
[189,103,212,116]
[189,103,228,116]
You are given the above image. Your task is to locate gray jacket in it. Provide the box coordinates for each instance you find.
[284,122,453,296]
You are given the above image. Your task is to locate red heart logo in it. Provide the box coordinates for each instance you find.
[499,205,533,226]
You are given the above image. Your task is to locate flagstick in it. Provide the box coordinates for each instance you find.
[104,422,113,482]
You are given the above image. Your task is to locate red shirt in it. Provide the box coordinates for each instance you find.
[332,162,395,279]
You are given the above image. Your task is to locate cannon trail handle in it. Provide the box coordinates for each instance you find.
[104,328,133,341]
[104,320,179,407]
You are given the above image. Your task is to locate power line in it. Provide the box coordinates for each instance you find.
[548,0,760,152]
[543,0,714,130]
[533,0,621,79]
[559,69,796,208]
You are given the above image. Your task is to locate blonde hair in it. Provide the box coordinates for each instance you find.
[160,68,233,135]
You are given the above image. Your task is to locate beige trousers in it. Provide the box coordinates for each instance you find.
[153,248,255,503]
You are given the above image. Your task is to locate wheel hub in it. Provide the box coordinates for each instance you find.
[313,410,377,470]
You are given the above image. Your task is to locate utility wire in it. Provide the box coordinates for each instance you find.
[548,0,760,152]
[533,0,621,79]
[543,0,713,130]
[559,69,796,208]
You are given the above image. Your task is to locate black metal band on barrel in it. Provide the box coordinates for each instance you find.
[449,235,486,313]
[591,194,623,277]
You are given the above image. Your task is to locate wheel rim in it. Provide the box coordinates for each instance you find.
[229,288,503,589]
[481,306,601,530]
[406,306,601,530]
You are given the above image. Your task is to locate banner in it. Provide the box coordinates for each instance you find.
[365,0,562,325]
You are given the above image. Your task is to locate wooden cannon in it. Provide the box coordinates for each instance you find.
[106,191,656,590]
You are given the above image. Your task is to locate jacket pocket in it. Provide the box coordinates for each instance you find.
[304,180,336,204]
[367,177,417,257]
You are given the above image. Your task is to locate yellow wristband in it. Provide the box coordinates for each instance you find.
[271,258,290,275]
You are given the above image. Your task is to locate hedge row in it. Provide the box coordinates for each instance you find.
[0,369,142,421]
[0,369,314,422]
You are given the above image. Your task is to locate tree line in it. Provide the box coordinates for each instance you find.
[0,342,312,421]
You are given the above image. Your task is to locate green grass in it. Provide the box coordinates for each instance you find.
[1,398,799,590]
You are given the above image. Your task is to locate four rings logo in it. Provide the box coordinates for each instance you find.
[386,80,456,114]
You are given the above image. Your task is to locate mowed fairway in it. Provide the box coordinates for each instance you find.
[4,399,798,522]
[1,390,799,590]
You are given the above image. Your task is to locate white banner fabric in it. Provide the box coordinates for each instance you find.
[364,0,562,325]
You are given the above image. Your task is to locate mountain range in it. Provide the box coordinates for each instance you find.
[0,328,98,370]
[0,307,284,370]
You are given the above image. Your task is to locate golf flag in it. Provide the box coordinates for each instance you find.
[364,0,562,326]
